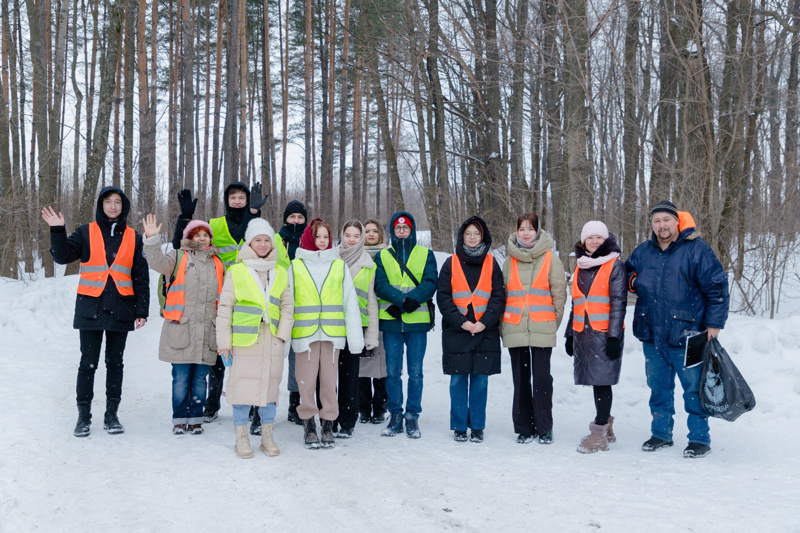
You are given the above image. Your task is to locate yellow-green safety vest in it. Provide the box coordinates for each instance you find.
[210,217,243,269]
[378,246,431,324]
[276,238,290,270]
[352,263,377,327]
[229,263,288,346]
[291,258,347,339]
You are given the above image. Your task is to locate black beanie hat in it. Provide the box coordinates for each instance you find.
[283,200,308,222]
[650,200,679,220]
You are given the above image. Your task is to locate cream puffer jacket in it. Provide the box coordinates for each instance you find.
[500,230,568,349]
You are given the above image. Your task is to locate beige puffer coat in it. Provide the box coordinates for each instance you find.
[216,244,294,407]
[500,230,568,349]
[143,235,220,365]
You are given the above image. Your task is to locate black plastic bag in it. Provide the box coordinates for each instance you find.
[699,338,756,422]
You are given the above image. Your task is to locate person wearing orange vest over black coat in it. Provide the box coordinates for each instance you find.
[42,187,150,438]
[142,215,224,435]
[564,221,627,453]
[436,216,505,443]
[500,213,567,445]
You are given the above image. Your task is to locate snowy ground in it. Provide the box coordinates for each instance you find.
[1,254,799,532]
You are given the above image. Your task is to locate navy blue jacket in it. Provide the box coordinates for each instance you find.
[625,221,729,348]
[49,187,150,332]
[373,211,438,333]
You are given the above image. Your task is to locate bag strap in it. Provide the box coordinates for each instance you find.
[387,247,421,287]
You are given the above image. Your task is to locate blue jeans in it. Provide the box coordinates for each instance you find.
[383,331,426,419]
[233,403,276,426]
[449,373,489,431]
[643,342,710,445]
[172,364,211,425]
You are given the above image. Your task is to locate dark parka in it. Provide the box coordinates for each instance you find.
[171,182,260,250]
[565,235,627,386]
[49,187,150,331]
[625,217,729,348]
[373,211,438,333]
[436,216,505,375]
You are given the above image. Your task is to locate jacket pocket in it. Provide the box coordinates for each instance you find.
[75,295,100,319]
[166,317,191,350]
[632,307,652,342]
[667,309,697,347]
[114,295,136,322]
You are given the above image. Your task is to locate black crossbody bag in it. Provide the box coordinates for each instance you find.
[387,248,436,328]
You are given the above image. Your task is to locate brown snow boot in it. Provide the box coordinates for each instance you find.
[260,423,280,457]
[606,416,616,443]
[577,421,609,454]
[234,424,254,459]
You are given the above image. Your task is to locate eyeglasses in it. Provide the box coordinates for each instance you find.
[464,232,482,238]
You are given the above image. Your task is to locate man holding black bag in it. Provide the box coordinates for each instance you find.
[374,212,438,439]
[625,201,729,459]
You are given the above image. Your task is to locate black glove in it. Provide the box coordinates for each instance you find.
[386,305,402,319]
[606,337,622,360]
[361,348,375,358]
[402,297,420,314]
[565,336,574,357]
[249,182,268,210]
[177,189,197,219]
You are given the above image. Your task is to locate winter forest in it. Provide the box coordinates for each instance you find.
[0,0,798,315]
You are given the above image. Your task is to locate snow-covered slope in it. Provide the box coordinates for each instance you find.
[1,257,798,532]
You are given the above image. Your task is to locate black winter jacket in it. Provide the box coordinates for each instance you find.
[49,187,150,332]
[437,216,505,375]
[565,235,626,386]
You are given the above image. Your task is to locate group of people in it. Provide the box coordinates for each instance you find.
[43,183,729,460]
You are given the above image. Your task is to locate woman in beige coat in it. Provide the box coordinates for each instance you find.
[142,215,223,435]
[501,213,567,445]
[216,218,294,459]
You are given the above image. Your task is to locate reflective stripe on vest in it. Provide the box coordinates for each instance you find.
[450,253,494,322]
[77,222,136,297]
[353,263,377,327]
[291,258,346,339]
[377,246,431,324]
[229,263,288,346]
[210,217,242,269]
[163,252,225,322]
[572,260,614,333]
[503,251,556,324]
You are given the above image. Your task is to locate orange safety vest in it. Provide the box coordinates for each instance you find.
[163,252,225,322]
[572,260,615,333]
[77,222,136,297]
[450,254,494,322]
[503,251,555,324]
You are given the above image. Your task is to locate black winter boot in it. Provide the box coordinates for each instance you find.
[103,399,125,435]
[288,392,302,425]
[74,403,92,437]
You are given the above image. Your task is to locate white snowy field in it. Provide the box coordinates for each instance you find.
[1,254,799,532]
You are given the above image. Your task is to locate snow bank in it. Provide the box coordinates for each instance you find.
[0,267,797,532]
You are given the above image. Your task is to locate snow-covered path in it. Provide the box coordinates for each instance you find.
[1,269,798,532]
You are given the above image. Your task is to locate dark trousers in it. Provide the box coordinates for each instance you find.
[204,355,225,415]
[77,330,129,404]
[593,385,613,425]
[336,344,361,430]
[509,346,553,435]
[359,378,387,416]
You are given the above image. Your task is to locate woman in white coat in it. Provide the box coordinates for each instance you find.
[216,218,294,459]
[292,218,364,449]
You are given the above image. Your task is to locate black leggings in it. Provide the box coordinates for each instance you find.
[593,385,613,425]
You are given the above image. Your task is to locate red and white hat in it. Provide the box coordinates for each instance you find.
[393,216,413,230]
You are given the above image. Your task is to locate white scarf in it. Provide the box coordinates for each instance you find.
[576,252,619,270]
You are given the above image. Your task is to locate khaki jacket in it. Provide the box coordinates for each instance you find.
[143,236,220,365]
[216,244,294,406]
[500,231,567,348]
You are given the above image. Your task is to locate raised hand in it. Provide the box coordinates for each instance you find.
[41,206,65,227]
[177,189,197,219]
[249,182,268,210]
[142,214,163,238]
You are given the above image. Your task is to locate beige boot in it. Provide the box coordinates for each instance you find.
[577,421,609,454]
[260,423,280,457]
[235,424,254,459]
[606,416,616,443]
